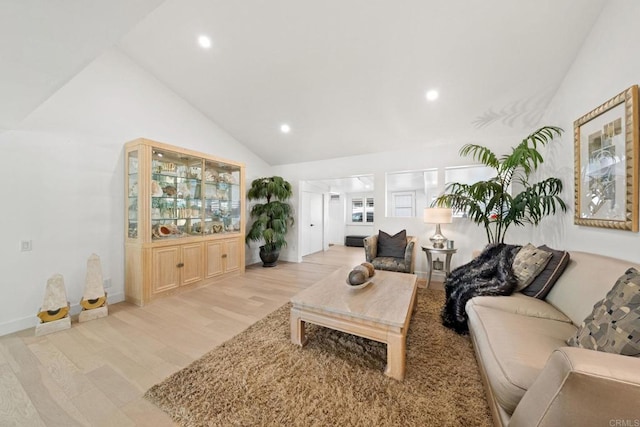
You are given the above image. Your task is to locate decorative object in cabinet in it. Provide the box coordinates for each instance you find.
[124,138,245,306]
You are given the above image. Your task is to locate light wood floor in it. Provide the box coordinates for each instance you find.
[0,246,373,426]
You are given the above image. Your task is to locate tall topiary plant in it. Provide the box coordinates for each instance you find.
[434,126,567,244]
[246,176,294,267]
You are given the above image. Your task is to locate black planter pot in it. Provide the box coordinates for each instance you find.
[259,246,280,267]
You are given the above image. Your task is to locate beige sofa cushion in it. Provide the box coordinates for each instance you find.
[467,304,577,414]
[546,252,640,325]
[467,293,571,323]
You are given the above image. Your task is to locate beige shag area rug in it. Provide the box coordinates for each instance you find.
[145,289,492,426]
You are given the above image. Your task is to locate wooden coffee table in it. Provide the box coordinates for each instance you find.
[290,267,418,380]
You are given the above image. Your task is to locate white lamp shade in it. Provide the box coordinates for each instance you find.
[424,207,453,224]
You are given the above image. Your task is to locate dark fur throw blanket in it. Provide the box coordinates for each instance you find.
[441,243,522,334]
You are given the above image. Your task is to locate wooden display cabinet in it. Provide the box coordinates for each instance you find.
[125,138,245,305]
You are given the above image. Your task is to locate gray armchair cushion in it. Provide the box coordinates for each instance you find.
[377,229,407,258]
[364,234,416,274]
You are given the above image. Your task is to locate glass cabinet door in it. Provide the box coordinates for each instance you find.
[151,149,203,240]
[127,149,139,239]
[203,161,242,235]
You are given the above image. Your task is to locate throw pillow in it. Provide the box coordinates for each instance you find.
[377,229,407,258]
[567,267,640,356]
[521,245,570,299]
[512,243,553,291]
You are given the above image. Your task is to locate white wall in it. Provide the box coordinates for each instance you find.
[0,48,272,336]
[536,0,640,263]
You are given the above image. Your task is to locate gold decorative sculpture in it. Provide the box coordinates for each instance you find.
[35,274,71,336]
[79,253,108,322]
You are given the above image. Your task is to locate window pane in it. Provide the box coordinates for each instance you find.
[392,192,414,217]
[352,197,363,222]
[394,194,412,207]
[394,207,413,217]
[365,198,374,222]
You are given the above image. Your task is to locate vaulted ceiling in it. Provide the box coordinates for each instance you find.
[0,0,165,131]
[2,1,607,165]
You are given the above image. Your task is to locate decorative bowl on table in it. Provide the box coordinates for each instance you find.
[345,280,371,290]
[345,267,372,289]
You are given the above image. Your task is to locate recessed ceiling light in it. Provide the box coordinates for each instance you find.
[425,90,439,101]
[198,35,212,49]
[280,124,291,134]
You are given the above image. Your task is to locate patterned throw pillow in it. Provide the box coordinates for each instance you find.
[567,268,640,356]
[521,245,570,299]
[512,243,553,291]
[377,230,407,258]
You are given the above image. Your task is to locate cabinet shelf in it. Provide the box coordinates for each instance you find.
[151,218,203,221]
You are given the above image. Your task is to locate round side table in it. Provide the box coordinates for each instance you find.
[422,247,457,288]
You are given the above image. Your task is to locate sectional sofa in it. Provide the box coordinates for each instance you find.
[466,251,640,426]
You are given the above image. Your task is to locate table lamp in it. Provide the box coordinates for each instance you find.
[424,207,453,249]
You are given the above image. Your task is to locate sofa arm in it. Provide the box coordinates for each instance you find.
[510,347,640,427]
[404,237,417,273]
[363,235,377,262]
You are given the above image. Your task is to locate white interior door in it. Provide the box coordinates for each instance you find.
[302,191,324,256]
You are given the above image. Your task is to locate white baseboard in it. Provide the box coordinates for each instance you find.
[279,254,298,263]
[106,291,125,305]
[0,316,38,337]
[245,255,261,265]
[0,291,126,337]
[244,254,297,265]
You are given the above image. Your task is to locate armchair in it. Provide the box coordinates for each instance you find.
[363,234,417,274]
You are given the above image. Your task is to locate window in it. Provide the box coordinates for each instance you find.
[385,169,438,217]
[391,191,415,217]
[350,194,374,223]
[444,165,496,217]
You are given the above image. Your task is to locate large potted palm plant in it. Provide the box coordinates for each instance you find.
[246,176,294,267]
[434,126,567,244]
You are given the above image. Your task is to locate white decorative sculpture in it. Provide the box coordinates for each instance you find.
[79,253,108,322]
[35,274,71,336]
